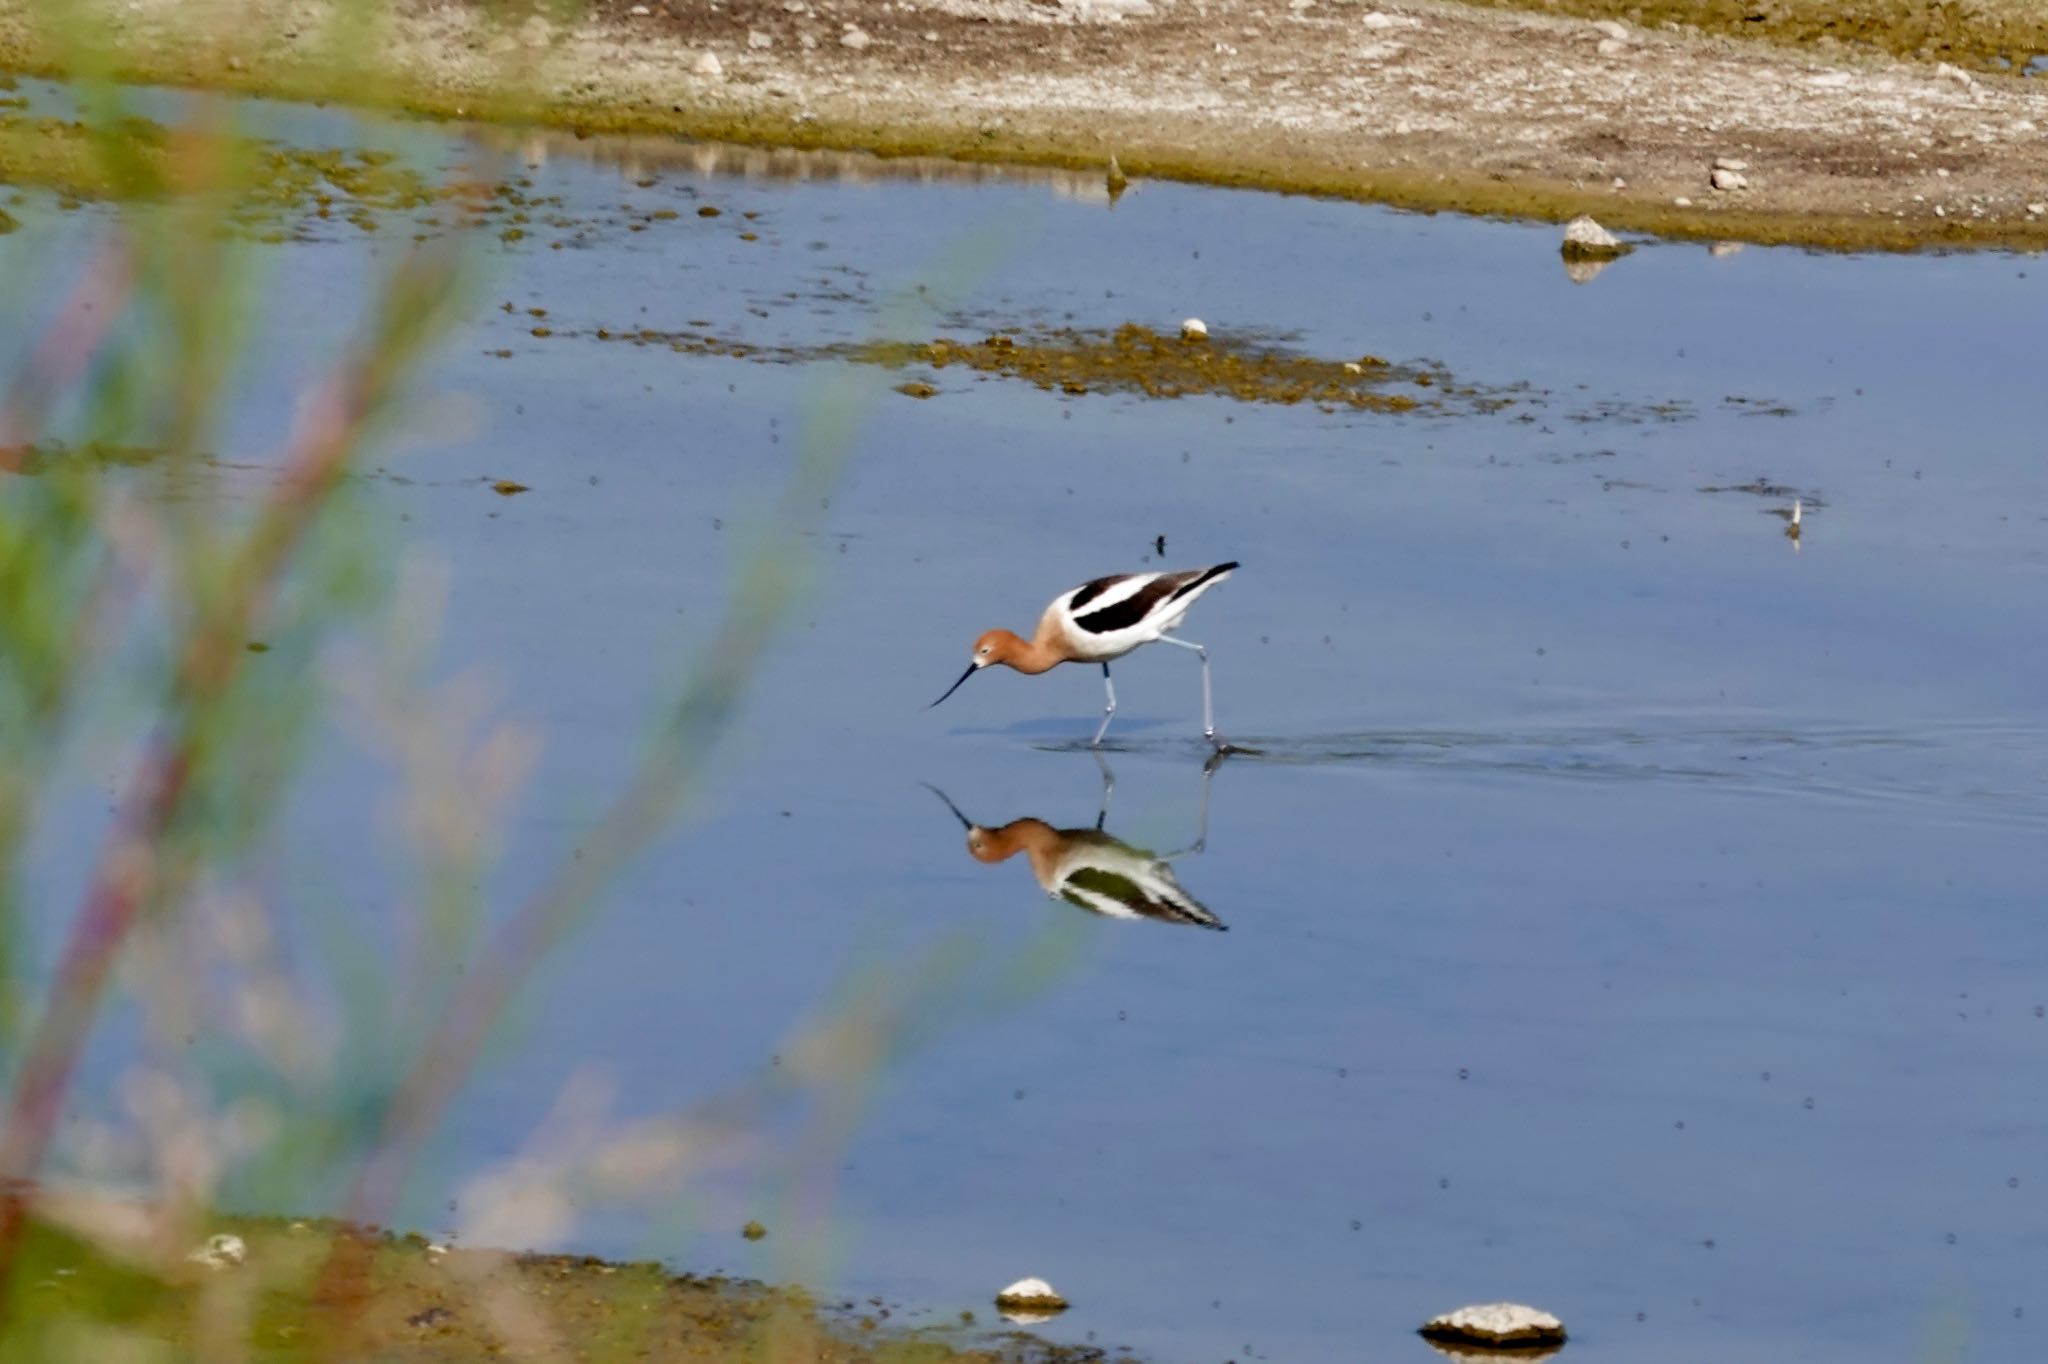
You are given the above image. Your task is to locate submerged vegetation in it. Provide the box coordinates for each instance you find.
[529,317,1727,426]
[870,326,1441,413]
[557,320,1531,417]
[0,97,719,244]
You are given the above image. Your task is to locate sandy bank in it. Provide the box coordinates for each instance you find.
[3,0,2048,249]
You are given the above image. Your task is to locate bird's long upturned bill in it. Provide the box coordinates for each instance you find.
[930,662,978,708]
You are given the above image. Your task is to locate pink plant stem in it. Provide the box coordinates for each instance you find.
[0,243,134,469]
[0,363,380,1314]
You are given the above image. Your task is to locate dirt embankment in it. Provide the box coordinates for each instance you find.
[11,1210,1106,1364]
[3,0,2048,249]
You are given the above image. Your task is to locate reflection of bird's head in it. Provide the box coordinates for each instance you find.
[922,785,1047,865]
[966,819,1054,865]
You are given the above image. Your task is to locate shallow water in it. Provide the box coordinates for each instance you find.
[6,83,2048,1364]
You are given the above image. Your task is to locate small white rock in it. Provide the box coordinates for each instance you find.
[1713,156,1749,172]
[1596,37,1625,56]
[2026,202,2046,216]
[1934,61,1977,88]
[692,50,724,76]
[1560,214,1624,257]
[1419,1302,1567,1349]
[1360,10,1394,28]
[995,1277,1068,1310]
[188,1233,248,1270]
[1934,205,1947,217]
[1673,196,1693,207]
[1590,18,1628,41]
[1342,361,1364,374]
[748,28,772,46]
[1180,317,1209,341]
[628,4,650,14]
[1710,167,1749,192]
[840,25,871,47]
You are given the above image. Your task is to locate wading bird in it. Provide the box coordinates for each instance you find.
[930,562,1239,748]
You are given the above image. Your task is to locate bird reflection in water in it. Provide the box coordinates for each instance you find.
[924,754,1227,931]
[1768,496,1805,552]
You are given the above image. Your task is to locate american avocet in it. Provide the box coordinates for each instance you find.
[930,562,1239,748]
[924,771,1224,931]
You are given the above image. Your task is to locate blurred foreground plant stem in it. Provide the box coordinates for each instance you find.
[0,235,469,1316]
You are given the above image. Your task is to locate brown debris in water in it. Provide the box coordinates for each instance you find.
[555,318,1705,422]
[861,324,1464,414]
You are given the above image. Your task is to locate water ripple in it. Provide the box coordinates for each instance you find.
[1041,719,2048,825]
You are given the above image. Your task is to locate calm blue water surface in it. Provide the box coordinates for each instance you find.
[4,84,2047,1364]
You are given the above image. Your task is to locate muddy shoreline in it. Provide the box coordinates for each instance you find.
[13,1206,1111,1363]
[3,0,2048,251]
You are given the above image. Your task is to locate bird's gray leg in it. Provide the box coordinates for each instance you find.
[1163,752,1221,859]
[1158,635,1220,746]
[1091,662,1117,749]
[1091,747,1116,830]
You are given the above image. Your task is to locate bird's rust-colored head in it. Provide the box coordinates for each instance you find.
[973,629,1032,668]
[929,629,1035,708]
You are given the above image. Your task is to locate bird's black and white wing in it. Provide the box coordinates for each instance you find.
[1048,834,1226,931]
[1047,562,1238,657]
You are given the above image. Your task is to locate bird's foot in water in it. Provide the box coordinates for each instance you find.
[1203,743,1254,772]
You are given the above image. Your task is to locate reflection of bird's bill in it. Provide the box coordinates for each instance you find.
[921,783,975,829]
[929,661,978,709]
